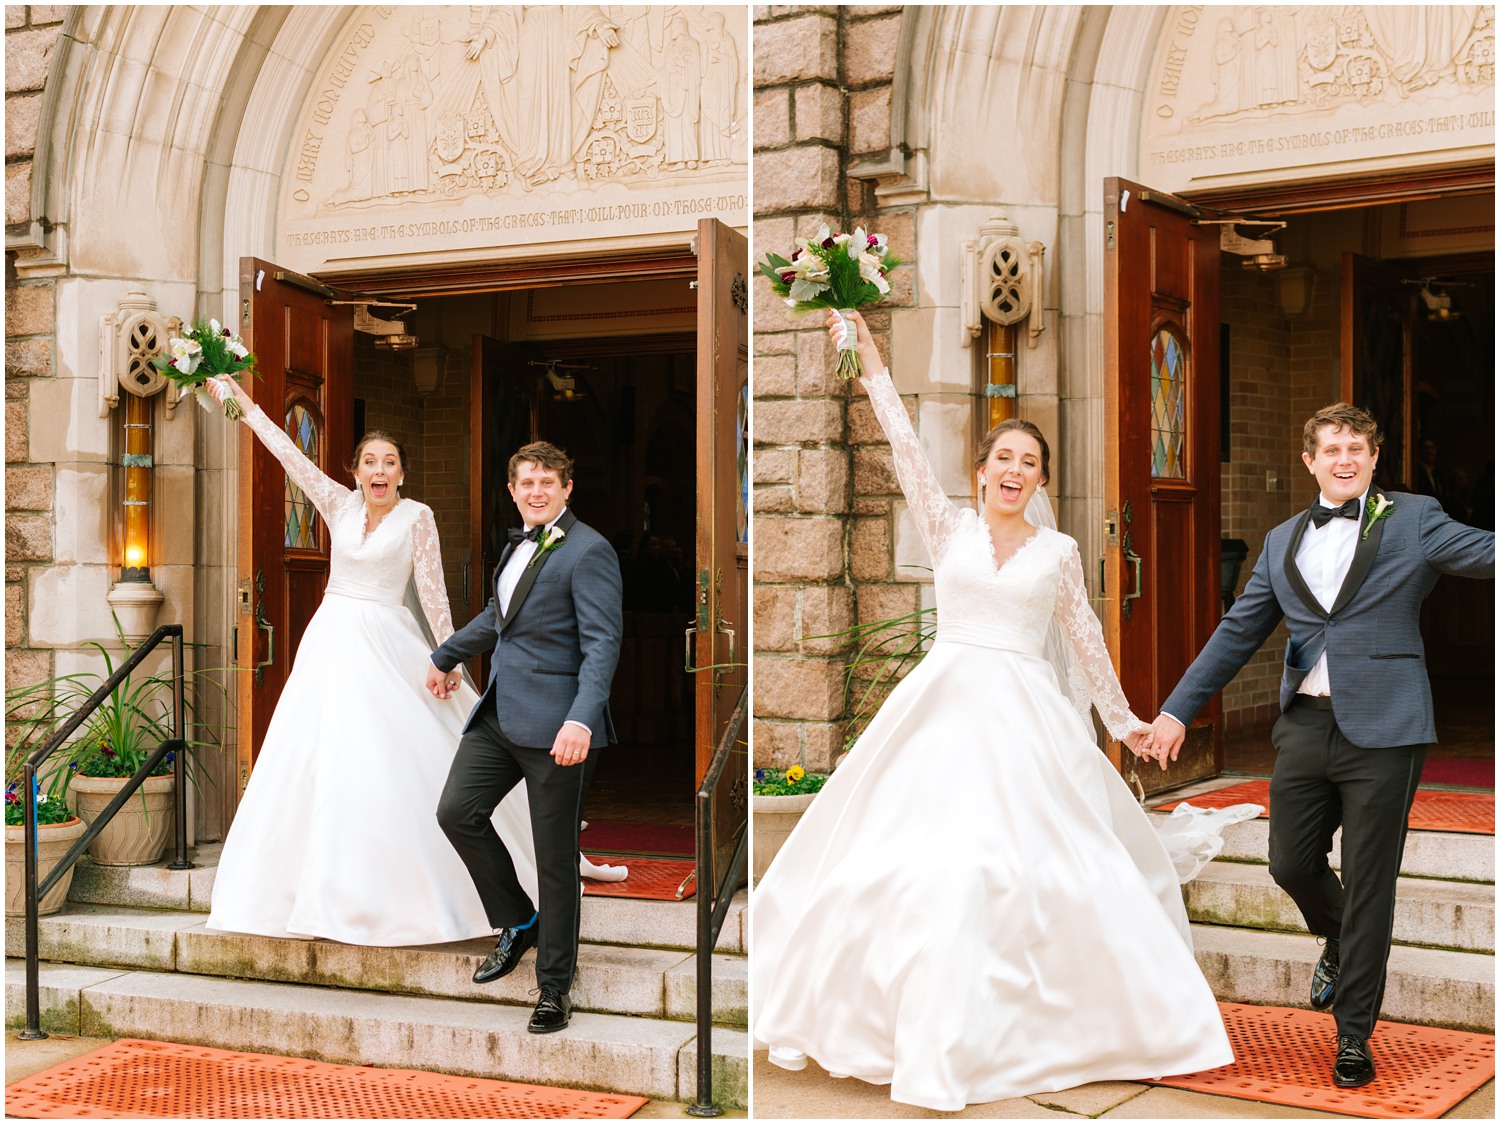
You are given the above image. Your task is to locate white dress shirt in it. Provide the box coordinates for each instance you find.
[1293,490,1366,697]
[496,508,590,737]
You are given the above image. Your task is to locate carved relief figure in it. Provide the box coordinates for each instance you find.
[512,6,621,187]
[1365,6,1481,93]
[662,15,702,169]
[699,10,739,165]
[328,109,376,205]
[1247,7,1299,108]
[1195,17,1244,119]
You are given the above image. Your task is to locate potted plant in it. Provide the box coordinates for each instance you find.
[752,765,829,881]
[6,624,226,870]
[4,780,87,916]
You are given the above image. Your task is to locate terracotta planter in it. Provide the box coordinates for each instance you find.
[752,792,816,881]
[68,774,175,866]
[5,817,88,916]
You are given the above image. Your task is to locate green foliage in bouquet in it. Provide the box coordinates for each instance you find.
[151,317,257,420]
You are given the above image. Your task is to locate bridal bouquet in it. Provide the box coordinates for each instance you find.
[152,318,257,421]
[758,225,901,380]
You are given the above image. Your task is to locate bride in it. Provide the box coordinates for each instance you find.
[751,311,1234,1110]
[205,375,622,947]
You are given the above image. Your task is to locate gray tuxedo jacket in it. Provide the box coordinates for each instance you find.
[431,509,624,749]
[1161,491,1493,749]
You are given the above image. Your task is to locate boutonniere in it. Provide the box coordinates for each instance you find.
[1363,493,1394,540]
[528,525,566,568]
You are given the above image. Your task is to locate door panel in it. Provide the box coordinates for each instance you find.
[237,259,354,799]
[1104,181,1222,796]
[693,219,749,872]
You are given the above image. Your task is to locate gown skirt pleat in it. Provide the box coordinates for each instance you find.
[207,591,537,946]
[751,637,1233,1111]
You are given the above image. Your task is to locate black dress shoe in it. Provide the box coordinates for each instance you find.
[472,922,538,984]
[1333,1035,1375,1087]
[528,985,571,1033]
[1310,936,1340,1010]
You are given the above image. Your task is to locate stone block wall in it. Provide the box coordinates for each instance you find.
[752,5,911,773]
[6,6,69,690]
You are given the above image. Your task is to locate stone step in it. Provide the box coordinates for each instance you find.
[1147,810,1495,884]
[6,905,746,1027]
[66,849,747,954]
[1191,923,1494,1034]
[5,961,748,1107]
[1185,860,1494,953]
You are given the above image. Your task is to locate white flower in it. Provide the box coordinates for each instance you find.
[789,277,830,302]
[208,318,223,335]
[815,223,831,244]
[857,251,891,295]
[168,337,202,375]
[847,226,867,259]
[226,340,249,359]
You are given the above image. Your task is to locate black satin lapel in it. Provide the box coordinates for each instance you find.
[498,511,576,632]
[1331,497,1387,617]
[1283,508,1327,620]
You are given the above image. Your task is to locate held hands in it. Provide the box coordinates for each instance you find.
[427,662,461,700]
[551,723,590,768]
[1147,714,1187,769]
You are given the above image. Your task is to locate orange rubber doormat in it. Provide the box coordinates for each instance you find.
[1157,780,1495,835]
[582,854,695,900]
[4,1038,650,1119]
[1146,1004,1494,1118]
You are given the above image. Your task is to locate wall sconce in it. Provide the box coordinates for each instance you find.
[1276,266,1316,319]
[99,290,172,639]
[411,346,447,395]
[961,215,1046,349]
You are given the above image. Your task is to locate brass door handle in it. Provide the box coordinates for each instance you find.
[717,619,736,667]
[1122,534,1143,619]
[683,622,699,672]
[254,619,275,685]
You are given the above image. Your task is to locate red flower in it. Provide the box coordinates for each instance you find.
[868,234,879,247]
[780,272,796,284]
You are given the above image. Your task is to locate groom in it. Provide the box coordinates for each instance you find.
[1149,403,1493,1088]
[428,441,623,1033]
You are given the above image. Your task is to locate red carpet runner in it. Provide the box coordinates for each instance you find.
[1157,780,1495,835]
[4,1039,649,1118]
[1148,1004,1494,1118]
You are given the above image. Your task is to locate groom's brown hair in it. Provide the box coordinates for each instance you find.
[1303,403,1381,457]
[509,440,574,485]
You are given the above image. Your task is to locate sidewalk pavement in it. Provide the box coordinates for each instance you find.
[751,1051,1496,1120]
[4,1033,745,1118]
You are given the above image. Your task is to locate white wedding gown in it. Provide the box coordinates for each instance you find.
[751,371,1233,1110]
[207,403,617,946]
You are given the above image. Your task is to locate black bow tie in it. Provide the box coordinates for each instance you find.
[1309,498,1361,528]
[508,525,546,545]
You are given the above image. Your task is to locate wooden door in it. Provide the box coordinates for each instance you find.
[692,219,749,869]
[468,334,540,684]
[1103,181,1222,796]
[1341,253,1415,492]
[236,259,354,797]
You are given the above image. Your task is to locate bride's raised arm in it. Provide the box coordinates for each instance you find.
[1053,539,1151,746]
[213,375,352,525]
[411,505,456,646]
[834,310,963,562]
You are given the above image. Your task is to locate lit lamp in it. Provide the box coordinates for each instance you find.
[101,290,172,640]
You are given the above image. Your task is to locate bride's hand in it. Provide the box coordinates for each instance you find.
[824,308,884,374]
[212,374,254,411]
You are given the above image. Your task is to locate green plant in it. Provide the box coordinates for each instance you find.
[813,602,939,752]
[5,620,229,804]
[4,780,73,827]
[753,765,829,797]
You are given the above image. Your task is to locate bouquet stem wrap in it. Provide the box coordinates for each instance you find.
[832,308,862,381]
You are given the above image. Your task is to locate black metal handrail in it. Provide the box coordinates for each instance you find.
[686,686,748,1118]
[18,624,194,1040]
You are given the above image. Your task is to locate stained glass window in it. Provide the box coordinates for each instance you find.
[1150,327,1187,479]
[285,403,320,549]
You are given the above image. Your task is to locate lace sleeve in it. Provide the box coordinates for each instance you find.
[241,402,352,524]
[1054,538,1148,743]
[411,505,455,646]
[861,369,963,561]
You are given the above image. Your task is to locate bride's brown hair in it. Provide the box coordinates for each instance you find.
[974,419,1050,486]
[348,430,409,477]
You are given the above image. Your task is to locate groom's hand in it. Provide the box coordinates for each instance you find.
[1149,714,1187,767]
[551,723,590,768]
[427,662,457,699]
